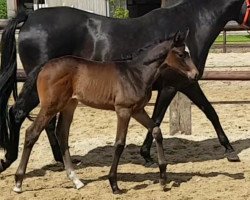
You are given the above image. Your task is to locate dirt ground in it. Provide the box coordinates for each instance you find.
[0,52,250,200]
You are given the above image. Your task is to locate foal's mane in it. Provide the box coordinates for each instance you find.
[114,37,174,63]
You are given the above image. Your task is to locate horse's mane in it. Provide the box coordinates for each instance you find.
[162,0,187,8]
[141,0,190,17]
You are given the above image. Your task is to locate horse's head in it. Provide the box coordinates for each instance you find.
[162,30,199,81]
[143,30,199,81]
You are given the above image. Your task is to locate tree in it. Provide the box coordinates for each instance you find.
[109,0,129,18]
[0,0,7,19]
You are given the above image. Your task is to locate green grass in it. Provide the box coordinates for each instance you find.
[215,34,250,44]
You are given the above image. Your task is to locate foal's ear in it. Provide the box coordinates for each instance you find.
[173,28,189,46]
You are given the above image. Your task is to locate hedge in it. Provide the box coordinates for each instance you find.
[0,0,7,19]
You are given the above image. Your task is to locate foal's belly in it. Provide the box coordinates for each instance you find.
[76,97,116,111]
[72,85,116,111]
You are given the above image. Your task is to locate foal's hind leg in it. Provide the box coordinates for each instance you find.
[45,116,63,162]
[108,106,131,194]
[55,99,84,189]
[133,109,167,185]
[13,108,55,193]
[180,82,240,162]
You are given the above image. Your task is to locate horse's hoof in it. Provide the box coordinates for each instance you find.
[13,186,22,193]
[226,151,240,162]
[0,161,4,173]
[75,180,85,190]
[163,181,178,192]
[159,178,166,186]
[144,160,158,168]
[72,158,81,165]
[113,188,123,195]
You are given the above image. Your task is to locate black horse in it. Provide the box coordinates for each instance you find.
[0,0,248,172]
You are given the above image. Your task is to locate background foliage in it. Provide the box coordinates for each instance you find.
[0,0,7,19]
[109,0,129,18]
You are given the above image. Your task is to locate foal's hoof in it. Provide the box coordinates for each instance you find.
[72,158,82,165]
[144,158,158,168]
[163,181,179,192]
[13,186,22,193]
[113,188,125,195]
[0,160,4,173]
[159,178,167,186]
[226,151,240,162]
[74,180,85,190]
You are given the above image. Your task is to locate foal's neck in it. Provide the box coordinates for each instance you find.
[127,57,162,90]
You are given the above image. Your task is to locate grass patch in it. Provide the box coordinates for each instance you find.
[215,34,250,44]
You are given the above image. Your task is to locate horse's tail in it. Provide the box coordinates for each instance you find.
[0,10,28,149]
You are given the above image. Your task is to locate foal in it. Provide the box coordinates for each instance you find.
[14,31,198,194]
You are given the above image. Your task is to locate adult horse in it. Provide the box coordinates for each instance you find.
[0,0,248,172]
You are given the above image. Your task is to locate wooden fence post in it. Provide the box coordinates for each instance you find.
[223,30,227,53]
[169,92,192,135]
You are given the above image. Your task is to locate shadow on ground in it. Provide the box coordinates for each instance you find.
[24,137,250,182]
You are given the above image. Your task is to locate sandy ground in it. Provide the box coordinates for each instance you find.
[0,52,250,200]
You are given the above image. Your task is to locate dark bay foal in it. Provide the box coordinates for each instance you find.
[13,32,198,194]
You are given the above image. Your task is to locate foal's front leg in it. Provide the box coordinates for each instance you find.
[140,86,176,166]
[108,106,131,194]
[133,109,167,185]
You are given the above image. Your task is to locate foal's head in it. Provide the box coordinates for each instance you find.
[144,30,199,81]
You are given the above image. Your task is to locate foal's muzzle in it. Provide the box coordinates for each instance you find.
[187,69,199,81]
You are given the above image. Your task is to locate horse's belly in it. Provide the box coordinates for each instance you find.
[79,100,115,111]
[72,90,115,111]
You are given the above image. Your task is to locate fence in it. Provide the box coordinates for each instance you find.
[15,70,250,135]
[1,21,250,135]
[169,71,250,135]
[6,0,110,17]
[213,24,250,53]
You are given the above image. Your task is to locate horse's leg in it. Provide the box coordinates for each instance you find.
[133,109,167,185]
[180,82,240,162]
[55,99,84,189]
[108,106,131,194]
[13,108,55,193]
[0,79,62,174]
[0,85,39,173]
[45,116,63,162]
[140,86,176,165]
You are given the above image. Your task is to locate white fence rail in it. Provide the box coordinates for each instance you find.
[7,0,110,17]
[45,0,109,16]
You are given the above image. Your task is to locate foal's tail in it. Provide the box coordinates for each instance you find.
[0,10,28,149]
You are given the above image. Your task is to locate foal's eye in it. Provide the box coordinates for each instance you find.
[177,52,185,58]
